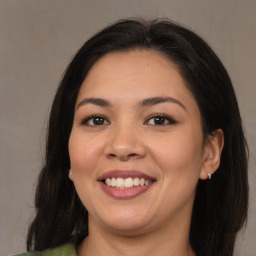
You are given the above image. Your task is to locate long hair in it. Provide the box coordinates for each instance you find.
[27,18,248,256]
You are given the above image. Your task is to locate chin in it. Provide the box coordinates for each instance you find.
[95,208,153,234]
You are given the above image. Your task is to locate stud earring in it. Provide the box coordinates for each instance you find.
[208,173,212,180]
[69,170,72,176]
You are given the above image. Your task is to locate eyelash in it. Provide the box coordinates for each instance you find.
[81,114,176,126]
[81,115,110,126]
[144,114,177,126]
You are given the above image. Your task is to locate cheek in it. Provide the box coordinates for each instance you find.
[68,133,102,211]
[150,132,203,215]
[150,128,203,182]
[69,131,102,172]
[68,133,102,202]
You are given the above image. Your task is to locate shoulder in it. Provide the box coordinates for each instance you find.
[13,243,76,256]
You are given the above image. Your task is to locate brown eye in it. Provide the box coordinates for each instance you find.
[82,115,110,126]
[145,115,176,126]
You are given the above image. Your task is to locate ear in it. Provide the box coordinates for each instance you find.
[68,169,73,181]
[200,129,224,180]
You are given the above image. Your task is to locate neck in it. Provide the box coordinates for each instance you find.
[77,216,195,256]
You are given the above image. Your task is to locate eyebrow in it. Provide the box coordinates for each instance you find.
[77,98,112,109]
[77,96,186,111]
[138,97,187,111]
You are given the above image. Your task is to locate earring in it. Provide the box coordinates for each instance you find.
[208,173,212,180]
[69,170,72,176]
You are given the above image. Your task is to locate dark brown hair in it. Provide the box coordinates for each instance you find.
[27,18,248,256]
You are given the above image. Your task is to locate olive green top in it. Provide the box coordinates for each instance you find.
[14,243,76,256]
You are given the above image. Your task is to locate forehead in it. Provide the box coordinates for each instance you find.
[77,50,195,107]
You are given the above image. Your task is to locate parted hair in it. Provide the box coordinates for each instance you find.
[27,18,248,256]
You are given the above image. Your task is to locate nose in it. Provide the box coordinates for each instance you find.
[104,123,146,161]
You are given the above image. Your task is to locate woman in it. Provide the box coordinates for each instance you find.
[17,18,248,256]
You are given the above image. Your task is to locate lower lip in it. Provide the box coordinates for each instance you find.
[99,182,155,199]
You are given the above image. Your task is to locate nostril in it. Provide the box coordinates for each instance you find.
[105,142,146,160]
[107,153,138,159]
[107,152,139,161]
[128,153,137,158]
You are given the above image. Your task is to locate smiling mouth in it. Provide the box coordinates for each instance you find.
[98,170,156,198]
[103,177,154,189]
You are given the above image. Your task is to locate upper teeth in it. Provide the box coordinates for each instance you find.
[105,177,152,188]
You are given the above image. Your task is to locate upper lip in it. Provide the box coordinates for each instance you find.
[97,170,156,181]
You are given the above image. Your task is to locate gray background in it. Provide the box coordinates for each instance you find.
[1,0,255,255]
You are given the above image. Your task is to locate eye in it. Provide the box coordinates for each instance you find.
[145,114,176,126]
[81,115,110,126]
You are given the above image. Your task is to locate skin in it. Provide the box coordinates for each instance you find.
[68,50,224,256]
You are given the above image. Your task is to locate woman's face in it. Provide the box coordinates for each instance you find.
[69,50,209,235]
